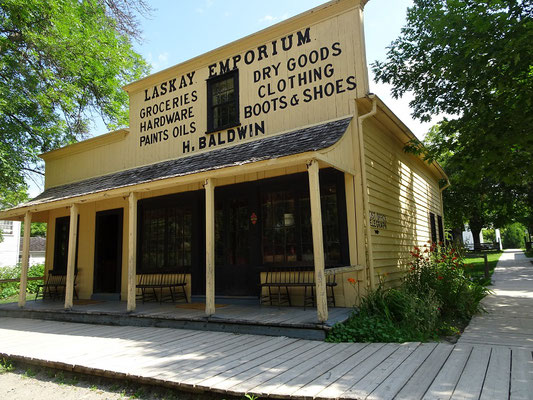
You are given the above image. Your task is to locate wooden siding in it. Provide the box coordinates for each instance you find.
[363,118,443,285]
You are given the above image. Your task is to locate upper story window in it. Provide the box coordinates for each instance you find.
[207,70,239,132]
[0,220,13,235]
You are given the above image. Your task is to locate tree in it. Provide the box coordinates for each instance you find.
[0,0,150,207]
[501,222,526,248]
[372,0,533,186]
[373,0,533,246]
[20,222,47,237]
[422,124,525,249]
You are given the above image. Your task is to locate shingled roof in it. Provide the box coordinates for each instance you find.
[24,117,352,208]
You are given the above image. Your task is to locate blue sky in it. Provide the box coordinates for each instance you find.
[30,0,438,196]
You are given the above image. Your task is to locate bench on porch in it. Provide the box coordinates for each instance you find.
[136,271,188,304]
[260,266,337,308]
[35,271,79,301]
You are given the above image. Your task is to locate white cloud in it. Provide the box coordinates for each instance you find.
[147,52,170,73]
[259,13,289,25]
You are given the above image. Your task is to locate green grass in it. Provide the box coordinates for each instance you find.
[524,248,533,258]
[0,293,37,304]
[0,357,15,373]
[464,251,503,285]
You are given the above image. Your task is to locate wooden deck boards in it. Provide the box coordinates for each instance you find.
[1,250,531,399]
[0,317,531,399]
[2,315,530,399]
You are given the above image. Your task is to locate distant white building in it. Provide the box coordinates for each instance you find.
[0,220,21,267]
[462,224,502,250]
[19,236,46,266]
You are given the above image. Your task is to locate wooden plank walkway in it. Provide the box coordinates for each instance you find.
[0,317,531,399]
[459,249,533,349]
[1,250,531,399]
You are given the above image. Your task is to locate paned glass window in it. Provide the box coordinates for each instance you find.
[53,216,79,274]
[207,70,239,132]
[437,215,444,244]
[139,205,192,272]
[261,182,342,266]
[0,220,13,235]
[430,212,437,244]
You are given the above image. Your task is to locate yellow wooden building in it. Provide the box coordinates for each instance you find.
[1,0,447,323]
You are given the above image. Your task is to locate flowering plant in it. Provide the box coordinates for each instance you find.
[404,241,488,319]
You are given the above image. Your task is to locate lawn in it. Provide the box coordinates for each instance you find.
[464,251,503,285]
[0,293,37,304]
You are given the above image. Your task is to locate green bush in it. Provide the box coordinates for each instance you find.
[327,242,489,343]
[404,244,489,320]
[501,222,526,249]
[0,264,44,299]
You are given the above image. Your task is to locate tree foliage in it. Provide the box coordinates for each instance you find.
[373,0,533,242]
[0,0,150,206]
[373,0,533,186]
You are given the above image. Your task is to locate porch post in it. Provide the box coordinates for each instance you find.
[307,159,328,323]
[18,212,32,308]
[64,204,79,310]
[205,178,215,317]
[127,192,138,312]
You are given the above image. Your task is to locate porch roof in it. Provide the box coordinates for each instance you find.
[18,116,352,210]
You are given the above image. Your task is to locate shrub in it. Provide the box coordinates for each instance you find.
[501,222,526,249]
[328,276,440,343]
[0,264,45,299]
[327,242,489,343]
[404,243,489,320]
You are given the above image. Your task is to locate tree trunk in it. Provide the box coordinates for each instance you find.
[470,225,483,252]
[451,226,464,247]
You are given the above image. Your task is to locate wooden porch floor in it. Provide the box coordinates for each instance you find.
[0,300,352,340]
[0,316,531,399]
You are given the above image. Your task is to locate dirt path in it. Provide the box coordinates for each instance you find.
[0,362,228,400]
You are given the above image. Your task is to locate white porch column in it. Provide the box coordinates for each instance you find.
[18,212,32,308]
[64,204,79,310]
[307,159,328,323]
[127,192,138,312]
[205,178,216,317]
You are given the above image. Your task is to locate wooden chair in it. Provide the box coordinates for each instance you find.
[35,271,79,301]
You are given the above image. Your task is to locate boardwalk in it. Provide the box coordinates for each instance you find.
[0,250,531,399]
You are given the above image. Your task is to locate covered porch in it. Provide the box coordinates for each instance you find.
[0,298,352,340]
[1,117,367,325]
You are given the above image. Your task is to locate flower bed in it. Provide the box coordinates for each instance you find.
[327,242,490,343]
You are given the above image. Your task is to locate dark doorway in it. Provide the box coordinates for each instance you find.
[93,209,123,294]
[214,188,261,297]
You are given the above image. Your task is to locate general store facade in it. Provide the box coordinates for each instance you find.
[1,0,447,323]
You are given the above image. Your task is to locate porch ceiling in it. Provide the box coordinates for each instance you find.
[1,117,352,217]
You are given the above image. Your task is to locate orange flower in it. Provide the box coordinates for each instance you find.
[347,278,356,284]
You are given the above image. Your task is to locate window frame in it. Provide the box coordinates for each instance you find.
[206,69,240,133]
[52,216,79,275]
[259,170,349,268]
[437,215,444,244]
[0,220,13,235]
[137,192,197,274]
[429,212,437,244]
